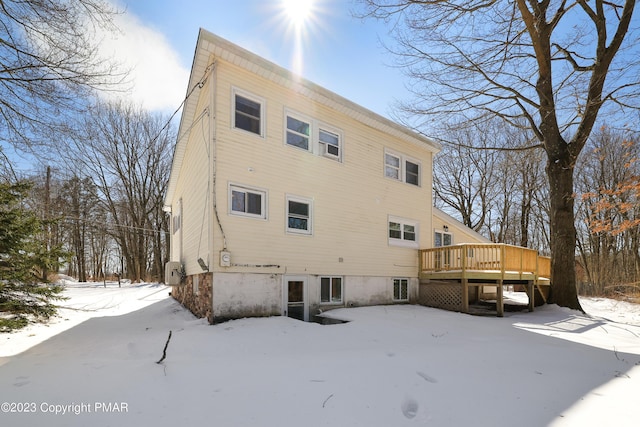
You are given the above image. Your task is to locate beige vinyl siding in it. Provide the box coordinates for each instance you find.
[208,60,433,277]
[170,76,213,275]
[432,208,491,245]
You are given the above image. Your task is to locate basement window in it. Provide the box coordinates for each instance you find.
[393,278,409,301]
[320,277,343,304]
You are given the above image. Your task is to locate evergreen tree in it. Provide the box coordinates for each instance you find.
[0,181,66,332]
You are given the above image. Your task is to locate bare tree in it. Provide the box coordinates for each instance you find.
[24,168,113,282]
[436,118,549,251]
[576,128,640,296]
[361,0,638,310]
[0,0,124,151]
[58,176,101,282]
[69,101,173,282]
[434,122,498,232]
[496,135,548,250]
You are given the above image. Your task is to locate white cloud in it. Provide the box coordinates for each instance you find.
[96,7,190,113]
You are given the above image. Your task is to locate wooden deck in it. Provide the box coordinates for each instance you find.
[418,244,551,316]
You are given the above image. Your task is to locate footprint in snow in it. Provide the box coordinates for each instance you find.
[401,396,419,419]
[417,371,438,383]
[14,376,30,387]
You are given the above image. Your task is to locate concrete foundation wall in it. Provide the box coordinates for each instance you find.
[174,272,418,323]
[212,273,282,321]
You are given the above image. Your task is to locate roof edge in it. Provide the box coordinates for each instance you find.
[197,28,440,152]
[166,29,442,207]
[433,207,492,243]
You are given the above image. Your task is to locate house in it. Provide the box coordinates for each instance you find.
[163,29,517,323]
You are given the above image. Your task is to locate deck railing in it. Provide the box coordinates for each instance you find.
[537,255,551,280]
[419,243,551,282]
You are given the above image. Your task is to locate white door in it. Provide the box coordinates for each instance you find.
[283,276,308,321]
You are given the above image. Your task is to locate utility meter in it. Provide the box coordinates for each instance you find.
[220,251,231,267]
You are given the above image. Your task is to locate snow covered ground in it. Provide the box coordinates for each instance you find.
[1,281,639,426]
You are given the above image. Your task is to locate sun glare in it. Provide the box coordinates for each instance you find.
[277,0,324,77]
[282,0,314,25]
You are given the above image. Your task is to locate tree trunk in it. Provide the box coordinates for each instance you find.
[153,227,163,281]
[546,158,583,311]
[42,166,51,281]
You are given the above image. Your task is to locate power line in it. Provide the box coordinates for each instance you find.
[150,61,217,147]
[58,215,168,236]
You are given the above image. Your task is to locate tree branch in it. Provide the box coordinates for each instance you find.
[156,330,172,364]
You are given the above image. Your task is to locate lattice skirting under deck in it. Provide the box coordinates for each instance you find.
[419,282,463,312]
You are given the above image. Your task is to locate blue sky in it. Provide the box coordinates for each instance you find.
[110,0,407,118]
[5,0,406,174]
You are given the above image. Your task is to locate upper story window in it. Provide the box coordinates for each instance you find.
[405,160,420,185]
[286,195,313,235]
[286,114,311,150]
[284,110,343,162]
[388,215,419,248]
[229,184,267,219]
[385,152,401,180]
[384,149,421,186]
[319,127,341,160]
[233,88,264,136]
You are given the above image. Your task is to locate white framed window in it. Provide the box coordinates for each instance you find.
[229,184,267,219]
[384,149,421,186]
[318,125,342,161]
[286,195,312,235]
[434,230,453,247]
[393,278,409,301]
[283,109,343,162]
[388,216,419,248]
[385,152,401,180]
[320,276,343,304]
[285,112,311,151]
[233,88,264,136]
[405,160,420,185]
